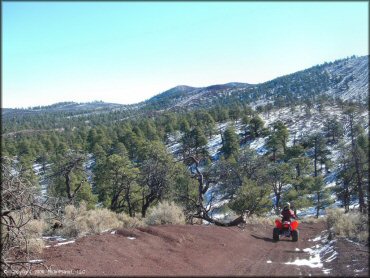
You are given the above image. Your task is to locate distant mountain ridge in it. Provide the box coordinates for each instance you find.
[3,55,368,117]
[143,55,368,111]
[2,101,131,118]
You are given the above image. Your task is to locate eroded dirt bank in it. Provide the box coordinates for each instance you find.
[32,221,368,276]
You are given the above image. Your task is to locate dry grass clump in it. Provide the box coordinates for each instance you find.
[144,201,185,225]
[21,219,46,254]
[60,202,121,237]
[5,212,46,254]
[300,216,325,224]
[326,208,368,244]
[57,201,187,238]
[245,215,275,226]
[59,202,146,238]
[117,213,146,229]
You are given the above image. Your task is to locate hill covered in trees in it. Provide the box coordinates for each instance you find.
[1,55,368,274]
[2,55,368,217]
[2,55,368,134]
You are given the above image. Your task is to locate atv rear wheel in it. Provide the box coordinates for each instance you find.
[273,228,280,241]
[292,230,299,242]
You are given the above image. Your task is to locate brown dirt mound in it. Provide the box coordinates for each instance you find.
[31,221,368,276]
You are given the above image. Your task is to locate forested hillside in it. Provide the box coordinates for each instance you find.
[2,55,368,220]
[1,56,368,268]
[2,55,369,277]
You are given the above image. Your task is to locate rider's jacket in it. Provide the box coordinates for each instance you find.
[281,207,296,222]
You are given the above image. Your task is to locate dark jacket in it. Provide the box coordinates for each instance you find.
[281,207,296,222]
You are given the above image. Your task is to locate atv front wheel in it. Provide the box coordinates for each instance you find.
[273,228,280,241]
[292,230,299,242]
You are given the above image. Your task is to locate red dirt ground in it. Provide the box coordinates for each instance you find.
[31,221,368,276]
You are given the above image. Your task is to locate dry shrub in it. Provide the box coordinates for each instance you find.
[22,219,45,254]
[7,212,46,254]
[60,202,121,237]
[301,216,325,224]
[245,215,275,226]
[84,208,121,234]
[117,213,146,229]
[326,208,368,243]
[59,203,85,237]
[326,208,344,228]
[144,201,185,225]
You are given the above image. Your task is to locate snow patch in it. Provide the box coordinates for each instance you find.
[249,137,268,155]
[29,259,43,263]
[284,253,322,268]
[285,231,336,275]
[42,236,67,242]
[308,235,322,242]
[55,240,75,246]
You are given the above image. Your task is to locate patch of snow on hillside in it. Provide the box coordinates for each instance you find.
[168,142,182,155]
[297,206,326,218]
[249,137,267,155]
[207,133,222,159]
[33,162,51,198]
[33,163,43,174]
[84,154,95,184]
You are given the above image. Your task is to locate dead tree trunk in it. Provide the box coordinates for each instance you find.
[185,156,244,226]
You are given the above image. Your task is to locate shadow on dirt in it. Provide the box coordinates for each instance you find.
[251,234,298,244]
[251,234,276,243]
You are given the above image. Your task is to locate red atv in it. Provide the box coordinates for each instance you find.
[273,219,299,241]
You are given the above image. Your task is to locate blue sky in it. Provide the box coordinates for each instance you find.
[3,2,369,108]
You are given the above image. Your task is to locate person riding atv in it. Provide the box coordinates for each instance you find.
[281,202,297,222]
[273,202,299,241]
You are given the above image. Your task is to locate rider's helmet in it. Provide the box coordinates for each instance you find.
[284,202,290,209]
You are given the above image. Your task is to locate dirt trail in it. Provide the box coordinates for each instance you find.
[33,221,368,276]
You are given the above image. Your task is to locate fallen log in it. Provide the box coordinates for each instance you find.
[194,210,249,227]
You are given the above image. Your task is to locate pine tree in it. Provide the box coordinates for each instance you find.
[323,116,344,143]
[181,127,208,158]
[138,141,180,217]
[95,154,140,215]
[272,121,289,153]
[266,133,280,162]
[249,116,265,138]
[310,176,333,218]
[307,133,330,177]
[344,107,368,213]
[221,126,240,159]
[228,178,270,216]
[268,162,294,212]
[241,115,251,141]
[49,152,97,208]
